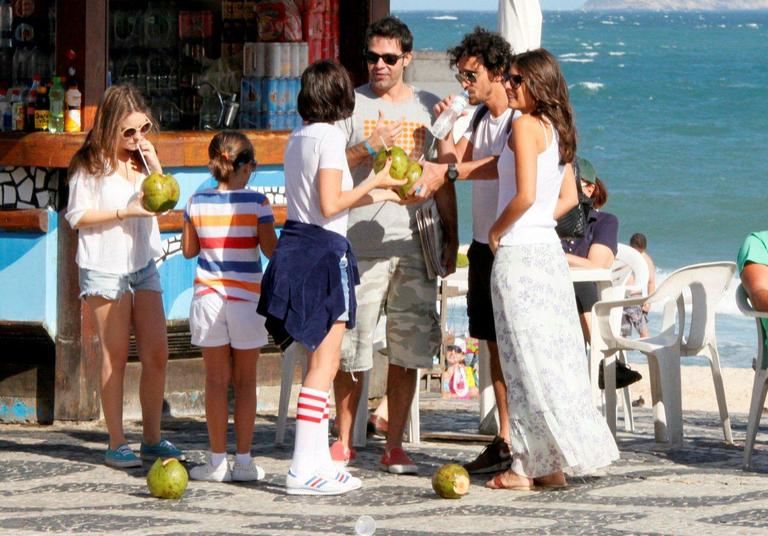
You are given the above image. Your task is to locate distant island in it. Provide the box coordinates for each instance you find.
[583,0,768,10]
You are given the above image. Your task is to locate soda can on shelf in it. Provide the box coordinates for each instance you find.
[299,42,309,71]
[321,36,332,60]
[287,78,300,112]
[264,112,279,131]
[290,43,301,78]
[310,38,322,63]
[253,42,266,78]
[280,43,292,78]
[276,77,288,113]
[264,77,280,114]
[266,43,282,78]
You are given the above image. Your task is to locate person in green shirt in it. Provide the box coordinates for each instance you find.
[737,231,768,369]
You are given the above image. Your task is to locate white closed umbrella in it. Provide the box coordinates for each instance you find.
[498,0,542,53]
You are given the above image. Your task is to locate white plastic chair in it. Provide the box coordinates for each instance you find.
[275,343,307,445]
[735,283,768,469]
[592,262,736,444]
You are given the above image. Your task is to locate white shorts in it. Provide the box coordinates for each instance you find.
[190,292,268,350]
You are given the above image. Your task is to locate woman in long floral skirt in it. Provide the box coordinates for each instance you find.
[486,49,619,490]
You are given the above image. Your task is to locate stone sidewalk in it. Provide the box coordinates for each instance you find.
[1,396,768,535]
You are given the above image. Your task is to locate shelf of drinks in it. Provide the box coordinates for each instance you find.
[0,129,291,168]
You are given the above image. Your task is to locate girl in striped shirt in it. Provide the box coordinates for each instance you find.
[182,131,277,482]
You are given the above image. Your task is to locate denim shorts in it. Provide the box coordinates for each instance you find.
[338,256,350,322]
[79,260,162,301]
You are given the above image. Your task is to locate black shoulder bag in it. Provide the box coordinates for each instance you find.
[555,161,592,239]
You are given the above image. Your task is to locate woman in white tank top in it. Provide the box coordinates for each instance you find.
[486,49,619,491]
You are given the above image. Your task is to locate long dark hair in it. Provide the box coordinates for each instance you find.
[511,49,576,165]
[298,60,355,123]
[68,84,155,179]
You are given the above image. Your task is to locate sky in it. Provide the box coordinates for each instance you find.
[390,0,584,10]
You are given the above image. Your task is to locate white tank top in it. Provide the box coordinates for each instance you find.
[495,120,565,246]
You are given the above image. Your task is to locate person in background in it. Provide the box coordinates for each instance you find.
[182,131,277,482]
[621,232,656,338]
[65,84,183,468]
[737,231,768,370]
[257,60,405,495]
[486,49,619,490]
[561,157,641,389]
[331,16,458,475]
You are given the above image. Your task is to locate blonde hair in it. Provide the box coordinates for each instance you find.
[208,131,255,184]
[68,84,155,179]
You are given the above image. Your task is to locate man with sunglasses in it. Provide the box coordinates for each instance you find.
[333,16,458,475]
[431,28,518,476]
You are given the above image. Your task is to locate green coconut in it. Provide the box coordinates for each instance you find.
[373,146,409,180]
[141,172,180,213]
[146,458,188,500]
[398,160,423,198]
[432,463,470,499]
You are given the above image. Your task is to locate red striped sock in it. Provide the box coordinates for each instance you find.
[290,386,328,477]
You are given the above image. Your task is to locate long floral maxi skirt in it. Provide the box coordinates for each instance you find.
[490,243,620,477]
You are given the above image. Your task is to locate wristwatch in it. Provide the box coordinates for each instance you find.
[447,163,459,183]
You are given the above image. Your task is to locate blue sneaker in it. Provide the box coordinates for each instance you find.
[105,444,142,468]
[139,439,185,461]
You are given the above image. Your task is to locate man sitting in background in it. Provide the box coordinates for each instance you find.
[621,233,656,338]
[737,231,768,369]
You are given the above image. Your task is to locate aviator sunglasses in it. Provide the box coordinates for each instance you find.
[454,71,479,84]
[503,72,525,88]
[121,121,152,139]
[363,50,407,66]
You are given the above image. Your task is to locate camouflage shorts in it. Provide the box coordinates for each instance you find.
[340,253,440,372]
[621,305,648,337]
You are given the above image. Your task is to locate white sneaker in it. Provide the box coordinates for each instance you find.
[189,455,232,482]
[285,469,362,496]
[232,459,265,482]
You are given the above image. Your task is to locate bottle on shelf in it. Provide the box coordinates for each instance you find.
[34,83,49,132]
[10,87,23,130]
[64,81,81,133]
[430,90,470,140]
[48,76,65,133]
[0,89,10,132]
[24,75,40,131]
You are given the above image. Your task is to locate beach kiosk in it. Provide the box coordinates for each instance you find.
[0,0,391,424]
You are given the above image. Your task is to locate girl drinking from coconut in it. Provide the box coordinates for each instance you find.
[65,84,183,468]
[182,131,277,482]
[257,60,406,495]
[486,49,619,490]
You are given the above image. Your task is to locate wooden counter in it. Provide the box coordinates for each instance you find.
[0,130,291,169]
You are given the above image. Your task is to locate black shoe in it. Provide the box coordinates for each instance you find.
[462,436,512,474]
[598,361,642,390]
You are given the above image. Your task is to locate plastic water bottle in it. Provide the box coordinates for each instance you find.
[64,82,82,132]
[429,90,469,140]
[48,76,65,133]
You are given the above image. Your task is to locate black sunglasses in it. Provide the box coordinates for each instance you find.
[233,152,257,171]
[121,121,152,139]
[363,50,407,66]
[503,73,525,87]
[454,71,478,84]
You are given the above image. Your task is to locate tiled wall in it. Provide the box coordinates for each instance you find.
[0,167,60,210]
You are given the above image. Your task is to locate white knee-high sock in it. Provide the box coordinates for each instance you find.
[316,396,337,476]
[289,386,328,477]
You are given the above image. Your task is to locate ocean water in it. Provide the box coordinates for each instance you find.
[396,10,768,367]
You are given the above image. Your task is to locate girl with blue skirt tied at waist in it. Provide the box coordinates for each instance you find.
[486,49,619,490]
[258,60,407,496]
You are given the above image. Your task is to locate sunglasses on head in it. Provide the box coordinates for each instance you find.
[121,121,152,139]
[363,50,407,66]
[454,70,478,84]
[503,72,525,87]
[233,152,257,171]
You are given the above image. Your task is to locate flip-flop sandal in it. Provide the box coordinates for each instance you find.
[485,473,533,491]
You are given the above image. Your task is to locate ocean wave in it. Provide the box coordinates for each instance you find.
[561,58,594,64]
[744,23,760,29]
[578,82,604,91]
[584,52,599,57]
[560,53,580,58]
[601,20,615,25]
[609,51,625,56]
[428,15,458,21]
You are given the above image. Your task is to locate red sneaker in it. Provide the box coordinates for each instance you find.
[379,447,418,474]
[329,440,356,467]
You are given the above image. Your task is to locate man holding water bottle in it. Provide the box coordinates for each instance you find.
[331,16,458,474]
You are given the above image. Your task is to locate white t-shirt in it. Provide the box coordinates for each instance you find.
[65,168,162,274]
[462,107,514,244]
[284,122,353,237]
[495,121,565,246]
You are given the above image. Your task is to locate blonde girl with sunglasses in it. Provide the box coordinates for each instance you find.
[65,84,183,468]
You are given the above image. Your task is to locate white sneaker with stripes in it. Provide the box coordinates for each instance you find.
[285,469,362,496]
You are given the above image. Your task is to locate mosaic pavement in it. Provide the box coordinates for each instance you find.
[1,396,767,535]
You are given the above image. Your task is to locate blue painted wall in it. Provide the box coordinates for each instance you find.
[0,209,58,338]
